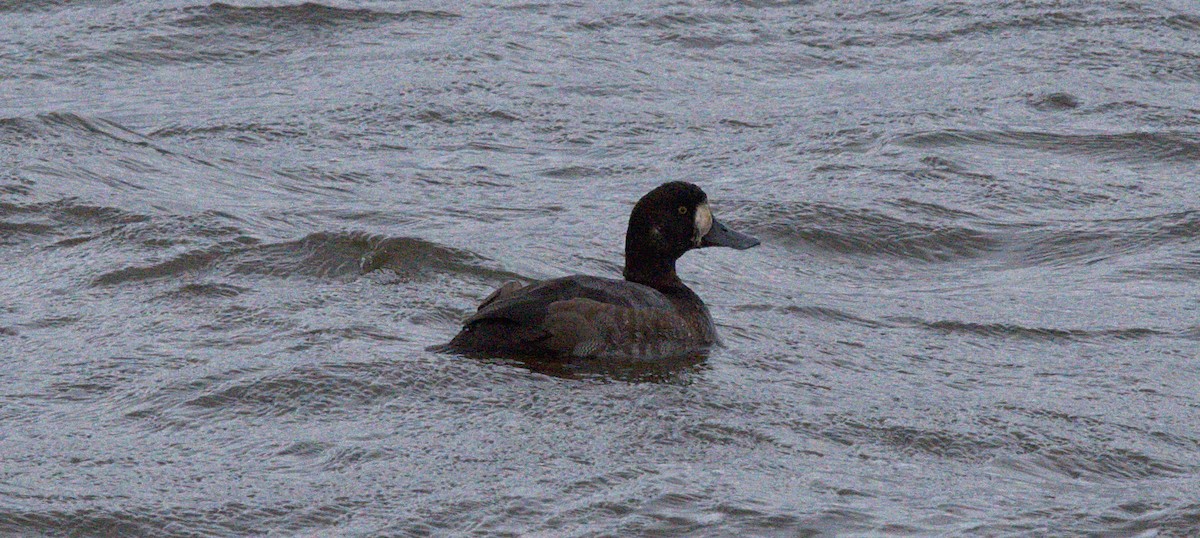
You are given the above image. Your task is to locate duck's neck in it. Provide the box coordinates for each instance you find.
[623,257,686,292]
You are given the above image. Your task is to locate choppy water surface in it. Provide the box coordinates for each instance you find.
[3,0,1199,535]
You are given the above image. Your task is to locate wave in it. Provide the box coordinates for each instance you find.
[0,198,148,247]
[741,196,1200,277]
[743,201,998,262]
[179,364,395,418]
[576,11,751,32]
[892,318,1167,342]
[897,128,1200,164]
[178,2,459,29]
[0,112,159,149]
[1,112,221,186]
[1115,250,1200,283]
[1004,444,1189,482]
[0,501,356,537]
[45,3,460,70]
[1005,210,1200,271]
[734,304,892,329]
[91,231,512,286]
[739,304,1168,342]
[816,408,1189,483]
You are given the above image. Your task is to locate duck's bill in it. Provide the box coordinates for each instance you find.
[701,218,760,250]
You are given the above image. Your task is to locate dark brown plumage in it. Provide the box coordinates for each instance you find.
[443,181,759,360]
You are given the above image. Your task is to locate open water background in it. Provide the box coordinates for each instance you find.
[3,0,1200,536]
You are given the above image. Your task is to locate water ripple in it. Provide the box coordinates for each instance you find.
[899,129,1200,164]
[178,2,459,29]
[91,231,508,286]
[747,201,998,262]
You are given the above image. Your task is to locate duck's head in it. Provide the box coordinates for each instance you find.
[624,182,759,287]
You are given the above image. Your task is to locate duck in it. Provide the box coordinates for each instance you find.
[443,181,759,360]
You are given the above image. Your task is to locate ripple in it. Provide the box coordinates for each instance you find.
[1027,91,1082,112]
[0,198,148,247]
[1006,210,1200,269]
[893,318,1168,342]
[821,417,1005,463]
[58,4,461,71]
[1115,249,1200,283]
[178,2,459,29]
[157,282,250,300]
[898,129,1200,164]
[0,509,152,537]
[91,231,507,286]
[2,113,230,210]
[91,245,230,287]
[181,366,394,418]
[35,112,157,148]
[747,201,998,262]
[0,500,362,537]
[148,121,309,143]
[733,304,891,329]
[1002,446,1189,483]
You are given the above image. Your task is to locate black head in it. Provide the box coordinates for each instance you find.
[623,181,759,289]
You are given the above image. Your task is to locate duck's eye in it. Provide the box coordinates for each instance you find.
[677,206,688,215]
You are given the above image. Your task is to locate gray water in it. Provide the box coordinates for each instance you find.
[3,0,1200,536]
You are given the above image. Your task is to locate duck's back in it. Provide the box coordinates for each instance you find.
[447,275,715,359]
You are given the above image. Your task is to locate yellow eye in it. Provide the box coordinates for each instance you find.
[677,206,688,215]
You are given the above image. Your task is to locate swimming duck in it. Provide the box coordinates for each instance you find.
[445,181,759,360]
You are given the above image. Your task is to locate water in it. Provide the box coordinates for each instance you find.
[2,0,1199,535]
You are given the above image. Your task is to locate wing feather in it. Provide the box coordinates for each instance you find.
[464,275,673,328]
